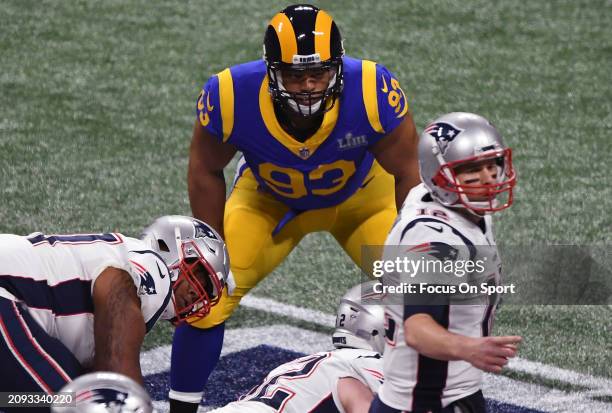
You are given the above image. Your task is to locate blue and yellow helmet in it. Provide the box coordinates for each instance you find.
[263,4,344,117]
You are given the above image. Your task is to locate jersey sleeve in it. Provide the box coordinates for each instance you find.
[375,64,409,133]
[125,248,173,333]
[196,67,236,143]
[196,74,224,142]
[331,350,384,413]
[348,352,384,392]
[361,63,408,142]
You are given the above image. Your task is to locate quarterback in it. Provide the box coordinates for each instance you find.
[370,113,521,413]
[0,215,229,406]
[209,282,385,413]
[173,4,420,411]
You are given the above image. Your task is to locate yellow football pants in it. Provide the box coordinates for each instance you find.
[191,160,396,328]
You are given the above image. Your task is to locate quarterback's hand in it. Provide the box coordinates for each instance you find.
[462,335,522,374]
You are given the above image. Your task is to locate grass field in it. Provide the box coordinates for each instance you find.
[1,0,610,409]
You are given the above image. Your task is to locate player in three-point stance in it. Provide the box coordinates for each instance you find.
[0,215,229,412]
[175,4,420,411]
[370,112,521,413]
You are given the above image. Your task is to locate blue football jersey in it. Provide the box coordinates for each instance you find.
[196,56,409,211]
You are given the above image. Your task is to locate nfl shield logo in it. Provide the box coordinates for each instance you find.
[298,147,310,159]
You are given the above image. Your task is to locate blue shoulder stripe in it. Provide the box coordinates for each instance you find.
[145,285,172,333]
[0,276,93,315]
[130,250,172,333]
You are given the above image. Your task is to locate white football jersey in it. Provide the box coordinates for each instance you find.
[0,232,172,367]
[378,184,502,410]
[227,348,384,413]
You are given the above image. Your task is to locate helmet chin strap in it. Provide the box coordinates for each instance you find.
[456,192,498,216]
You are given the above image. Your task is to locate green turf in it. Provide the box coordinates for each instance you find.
[1,0,610,382]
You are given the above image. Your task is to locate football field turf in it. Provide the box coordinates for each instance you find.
[1,0,610,411]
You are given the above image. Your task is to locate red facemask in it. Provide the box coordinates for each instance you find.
[170,239,224,324]
[432,148,516,213]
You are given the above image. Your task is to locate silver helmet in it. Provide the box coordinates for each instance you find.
[332,281,385,354]
[51,372,153,413]
[418,112,516,214]
[141,215,230,324]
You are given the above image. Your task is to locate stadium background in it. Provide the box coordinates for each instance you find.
[0,0,609,411]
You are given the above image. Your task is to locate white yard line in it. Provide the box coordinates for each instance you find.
[142,325,611,413]
[240,294,337,327]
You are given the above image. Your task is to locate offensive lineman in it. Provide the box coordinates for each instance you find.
[208,281,385,413]
[371,113,521,413]
[176,4,420,411]
[0,215,229,407]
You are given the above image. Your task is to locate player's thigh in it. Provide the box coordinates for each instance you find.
[191,173,305,328]
[332,161,396,269]
[0,299,82,393]
[224,171,308,284]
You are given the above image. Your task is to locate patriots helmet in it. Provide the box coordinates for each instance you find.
[419,112,516,214]
[51,372,153,413]
[140,215,230,324]
[332,281,385,354]
[263,4,344,117]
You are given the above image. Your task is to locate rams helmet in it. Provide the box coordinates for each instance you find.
[140,215,230,324]
[332,281,385,354]
[419,112,516,214]
[263,4,344,117]
[51,372,153,413]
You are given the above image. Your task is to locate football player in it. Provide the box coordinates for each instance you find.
[370,113,522,413]
[208,281,385,413]
[175,4,420,411]
[0,215,229,410]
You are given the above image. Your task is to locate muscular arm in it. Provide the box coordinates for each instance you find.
[337,377,374,413]
[187,120,237,236]
[92,267,146,384]
[404,313,522,373]
[370,112,421,212]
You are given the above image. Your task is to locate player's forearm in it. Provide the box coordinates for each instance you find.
[93,269,146,384]
[94,310,145,383]
[404,314,466,361]
[394,173,419,212]
[187,169,227,237]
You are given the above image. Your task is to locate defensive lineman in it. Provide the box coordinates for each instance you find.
[371,113,521,413]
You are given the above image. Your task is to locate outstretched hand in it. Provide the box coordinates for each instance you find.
[463,336,522,373]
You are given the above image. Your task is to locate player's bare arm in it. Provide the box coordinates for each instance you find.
[337,377,375,413]
[187,119,237,236]
[92,267,146,384]
[404,313,522,374]
[369,112,420,211]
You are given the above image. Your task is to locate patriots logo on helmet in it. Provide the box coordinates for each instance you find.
[425,122,462,154]
[194,222,218,240]
[76,388,129,406]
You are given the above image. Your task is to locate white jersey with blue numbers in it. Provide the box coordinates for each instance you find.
[0,233,172,367]
[378,184,502,411]
[210,348,384,413]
